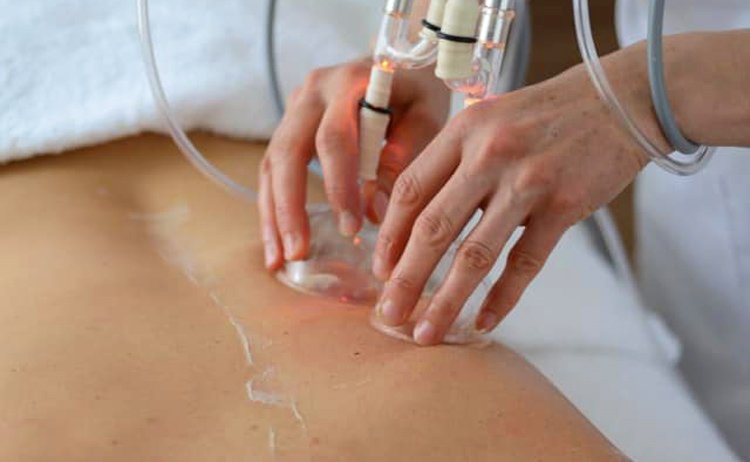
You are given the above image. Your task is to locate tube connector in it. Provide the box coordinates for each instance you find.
[435,0,480,80]
[420,0,448,40]
[359,66,395,181]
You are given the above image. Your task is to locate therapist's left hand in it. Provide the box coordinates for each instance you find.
[372,55,662,345]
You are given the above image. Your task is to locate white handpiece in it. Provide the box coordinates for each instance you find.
[435,0,480,80]
[359,66,394,181]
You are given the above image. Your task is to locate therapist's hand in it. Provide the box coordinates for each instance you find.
[373,51,665,346]
[259,59,450,269]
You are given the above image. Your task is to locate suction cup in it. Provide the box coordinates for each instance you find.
[277,204,493,345]
[275,204,382,304]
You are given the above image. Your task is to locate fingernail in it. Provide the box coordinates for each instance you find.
[283,233,302,260]
[373,191,389,223]
[264,243,278,268]
[414,319,437,346]
[338,210,359,237]
[377,299,402,326]
[476,312,499,334]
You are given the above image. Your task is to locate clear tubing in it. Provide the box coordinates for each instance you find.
[360,3,444,181]
[444,2,515,100]
[572,0,714,176]
[136,0,257,202]
[374,11,439,70]
[647,0,700,155]
[444,46,505,99]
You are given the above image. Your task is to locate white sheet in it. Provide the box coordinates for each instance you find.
[493,224,740,461]
[0,1,740,460]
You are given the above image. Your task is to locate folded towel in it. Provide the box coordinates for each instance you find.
[0,0,380,163]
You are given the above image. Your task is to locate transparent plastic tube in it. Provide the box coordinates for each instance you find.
[374,13,439,69]
[572,0,714,176]
[647,0,700,155]
[136,0,257,201]
[359,3,443,181]
[444,2,515,101]
[444,45,506,99]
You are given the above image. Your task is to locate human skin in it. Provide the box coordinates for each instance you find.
[258,0,447,270]
[261,27,750,346]
[372,29,750,345]
[258,60,451,269]
[0,134,628,461]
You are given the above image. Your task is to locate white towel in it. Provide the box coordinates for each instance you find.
[0,0,380,163]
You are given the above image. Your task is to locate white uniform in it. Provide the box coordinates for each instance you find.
[616,1,750,458]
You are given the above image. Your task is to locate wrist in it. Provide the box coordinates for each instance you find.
[662,30,750,147]
[608,30,750,149]
[598,41,673,155]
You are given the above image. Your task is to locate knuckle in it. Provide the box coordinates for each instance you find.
[339,62,368,81]
[506,248,543,277]
[388,273,418,292]
[414,210,454,247]
[323,181,351,204]
[303,68,327,89]
[461,100,486,122]
[467,146,499,174]
[448,112,474,140]
[260,155,271,174]
[315,126,348,156]
[457,240,496,272]
[550,188,584,215]
[512,163,553,198]
[377,155,404,184]
[375,232,394,256]
[485,129,523,161]
[392,172,422,206]
[286,87,304,106]
[460,163,493,193]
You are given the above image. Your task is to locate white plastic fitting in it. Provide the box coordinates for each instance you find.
[426,0,449,26]
[359,66,394,181]
[420,0,448,39]
[364,65,394,108]
[435,0,480,80]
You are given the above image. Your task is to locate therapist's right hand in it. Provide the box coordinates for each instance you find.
[259,59,451,270]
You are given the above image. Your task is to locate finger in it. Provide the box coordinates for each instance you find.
[372,126,462,281]
[315,95,362,237]
[364,105,440,224]
[257,157,284,270]
[267,96,323,261]
[475,217,566,333]
[377,104,444,194]
[375,165,491,327]
[412,192,531,345]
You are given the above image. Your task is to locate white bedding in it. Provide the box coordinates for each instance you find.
[0,0,740,460]
[496,224,740,461]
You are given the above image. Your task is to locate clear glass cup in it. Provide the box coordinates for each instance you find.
[276,204,492,346]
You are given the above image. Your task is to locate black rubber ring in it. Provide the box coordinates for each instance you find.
[359,98,392,116]
[436,30,477,44]
[421,19,441,33]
